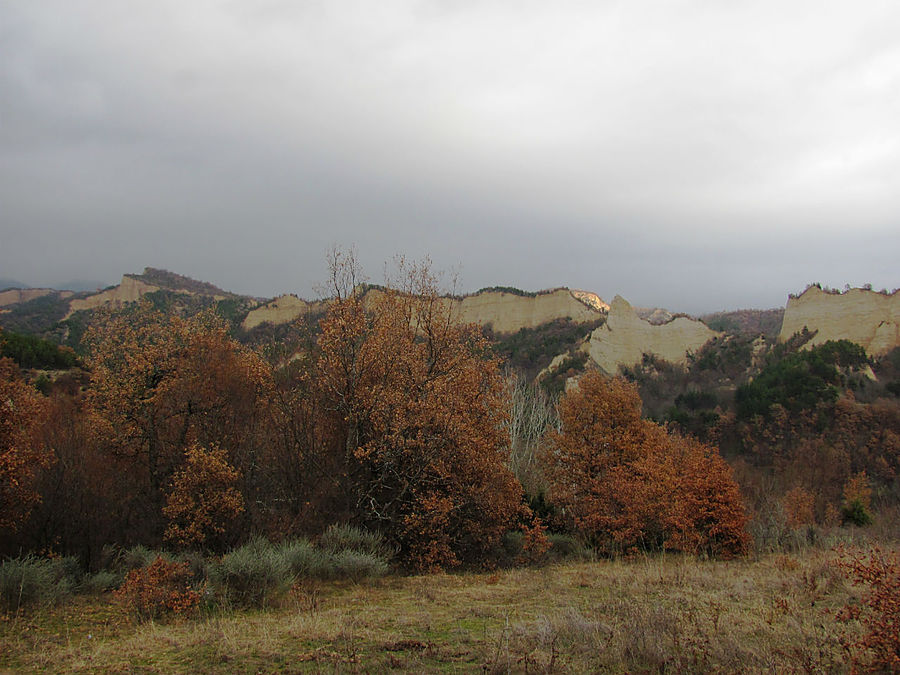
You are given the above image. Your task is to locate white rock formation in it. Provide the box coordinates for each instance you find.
[587,296,720,374]
[779,286,900,356]
[0,288,72,307]
[448,288,607,334]
[65,276,160,318]
[242,294,319,330]
[243,287,608,335]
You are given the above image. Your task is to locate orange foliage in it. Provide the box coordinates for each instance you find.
[837,547,900,673]
[844,472,873,512]
[543,371,749,557]
[83,304,274,542]
[782,486,817,528]
[163,442,244,551]
[312,255,525,570]
[115,556,201,622]
[730,394,900,520]
[0,358,52,531]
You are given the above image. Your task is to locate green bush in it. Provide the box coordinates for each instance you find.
[547,534,585,560]
[501,531,525,562]
[330,550,389,581]
[318,524,394,561]
[280,536,390,581]
[279,539,333,578]
[842,499,874,527]
[735,340,868,420]
[0,329,79,370]
[114,545,173,574]
[209,539,292,608]
[0,556,77,613]
[81,570,120,594]
[491,318,604,381]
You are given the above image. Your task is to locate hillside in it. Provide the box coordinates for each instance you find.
[4,270,900,383]
[701,308,785,337]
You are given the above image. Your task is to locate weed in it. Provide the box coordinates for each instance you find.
[0,555,75,613]
[209,538,292,609]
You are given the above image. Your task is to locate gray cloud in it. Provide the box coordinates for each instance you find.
[1,0,898,313]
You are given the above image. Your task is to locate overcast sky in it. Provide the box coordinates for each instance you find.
[1,1,898,313]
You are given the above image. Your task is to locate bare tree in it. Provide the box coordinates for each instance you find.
[506,371,558,496]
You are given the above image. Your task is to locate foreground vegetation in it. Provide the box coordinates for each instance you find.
[2,541,897,673]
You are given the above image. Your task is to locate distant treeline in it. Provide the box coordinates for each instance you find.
[0,329,78,370]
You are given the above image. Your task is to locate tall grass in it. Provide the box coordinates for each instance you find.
[0,555,77,613]
[317,523,394,560]
[209,538,292,609]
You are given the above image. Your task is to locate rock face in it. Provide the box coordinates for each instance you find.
[0,288,69,307]
[587,296,720,374]
[241,287,608,335]
[242,295,320,330]
[447,289,607,334]
[779,286,900,356]
[65,276,160,317]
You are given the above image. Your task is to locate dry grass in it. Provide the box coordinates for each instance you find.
[0,549,877,673]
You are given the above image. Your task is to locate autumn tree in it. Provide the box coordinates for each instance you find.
[17,392,123,565]
[542,371,749,557]
[163,442,244,551]
[842,471,874,526]
[308,254,527,570]
[0,358,52,532]
[83,303,275,544]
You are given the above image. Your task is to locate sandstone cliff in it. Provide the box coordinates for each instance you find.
[0,288,72,307]
[587,296,720,374]
[242,294,324,330]
[779,286,900,356]
[64,276,161,318]
[242,287,608,335]
[448,288,607,334]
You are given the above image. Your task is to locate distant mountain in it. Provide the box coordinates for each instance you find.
[0,278,27,290]
[700,308,785,338]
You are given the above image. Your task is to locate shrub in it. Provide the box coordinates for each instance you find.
[842,473,874,527]
[843,500,874,527]
[0,555,75,613]
[113,545,173,574]
[115,556,201,622]
[837,547,900,673]
[318,523,394,560]
[279,539,334,579]
[81,570,120,594]
[209,538,292,608]
[280,536,390,581]
[735,339,868,420]
[782,487,816,529]
[499,530,525,565]
[330,550,389,581]
[175,550,209,584]
[547,534,585,561]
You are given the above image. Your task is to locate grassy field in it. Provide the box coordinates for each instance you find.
[1,547,881,674]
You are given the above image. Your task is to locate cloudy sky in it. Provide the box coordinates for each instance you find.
[1,1,898,313]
